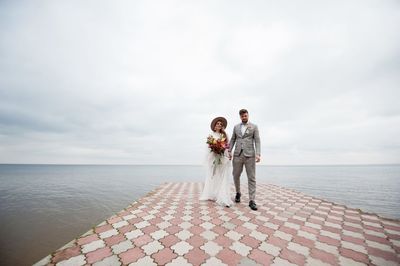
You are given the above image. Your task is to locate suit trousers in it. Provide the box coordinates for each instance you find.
[232,151,256,201]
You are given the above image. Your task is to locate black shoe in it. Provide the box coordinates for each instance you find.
[235,193,241,203]
[249,200,258,211]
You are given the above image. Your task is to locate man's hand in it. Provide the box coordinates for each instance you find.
[256,155,261,163]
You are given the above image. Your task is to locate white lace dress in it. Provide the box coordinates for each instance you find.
[199,131,233,207]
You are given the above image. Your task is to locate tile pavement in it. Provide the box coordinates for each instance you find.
[34,182,400,265]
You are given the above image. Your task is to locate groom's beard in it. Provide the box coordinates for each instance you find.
[241,119,248,123]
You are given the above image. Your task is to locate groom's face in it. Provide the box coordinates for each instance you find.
[240,113,249,123]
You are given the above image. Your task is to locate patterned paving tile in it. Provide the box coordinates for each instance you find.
[34,182,400,265]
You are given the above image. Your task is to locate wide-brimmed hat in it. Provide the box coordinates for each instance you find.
[210,116,227,131]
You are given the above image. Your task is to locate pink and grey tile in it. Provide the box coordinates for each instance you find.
[33,182,400,265]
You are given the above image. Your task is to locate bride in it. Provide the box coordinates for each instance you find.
[200,117,233,207]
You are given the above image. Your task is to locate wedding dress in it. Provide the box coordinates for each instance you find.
[200,131,233,207]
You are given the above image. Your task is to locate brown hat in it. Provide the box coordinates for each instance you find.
[210,117,227,131]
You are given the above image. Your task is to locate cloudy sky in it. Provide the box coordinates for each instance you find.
[0,0,399,165]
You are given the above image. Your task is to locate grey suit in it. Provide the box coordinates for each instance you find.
[229,122,261,201]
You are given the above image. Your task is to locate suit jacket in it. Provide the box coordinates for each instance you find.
[229,122,261,157]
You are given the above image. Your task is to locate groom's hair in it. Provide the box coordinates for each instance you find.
[239,109,248,115]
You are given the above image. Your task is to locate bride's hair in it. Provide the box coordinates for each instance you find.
[220,128,229,142]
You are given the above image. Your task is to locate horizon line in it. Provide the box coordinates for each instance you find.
[0,163,399,167]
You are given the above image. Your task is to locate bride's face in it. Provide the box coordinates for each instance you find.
[214,121,223,131]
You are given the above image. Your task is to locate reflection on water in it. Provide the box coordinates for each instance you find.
[0,164,399,265]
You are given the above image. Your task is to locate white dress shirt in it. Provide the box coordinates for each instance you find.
[241,123,248,135]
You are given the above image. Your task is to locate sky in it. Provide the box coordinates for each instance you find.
[0,0,399,165]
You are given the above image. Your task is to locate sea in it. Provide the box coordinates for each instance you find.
[0,164,399,265]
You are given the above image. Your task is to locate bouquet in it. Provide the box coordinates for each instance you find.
[206,134,229,165]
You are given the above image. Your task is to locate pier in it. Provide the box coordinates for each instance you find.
[34,182,400,265]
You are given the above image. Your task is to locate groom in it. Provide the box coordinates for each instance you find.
[228,109,261,211]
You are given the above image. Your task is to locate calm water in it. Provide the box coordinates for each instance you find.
[0,164,399,265]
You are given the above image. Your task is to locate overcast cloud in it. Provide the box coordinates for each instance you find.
[0,0,399,165]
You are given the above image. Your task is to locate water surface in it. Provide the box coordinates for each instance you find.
[0,164,399,265]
